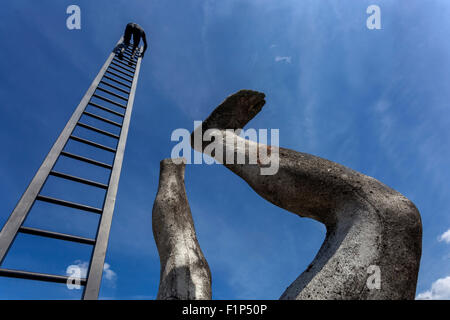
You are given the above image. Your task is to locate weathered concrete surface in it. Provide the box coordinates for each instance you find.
[191,90,422,300]
[152,158,212,300]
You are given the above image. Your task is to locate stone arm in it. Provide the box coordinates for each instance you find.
[190,90,422,300]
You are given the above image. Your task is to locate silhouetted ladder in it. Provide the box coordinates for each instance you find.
[0,37,143,299]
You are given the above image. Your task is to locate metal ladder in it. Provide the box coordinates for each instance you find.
[0,37,143,299]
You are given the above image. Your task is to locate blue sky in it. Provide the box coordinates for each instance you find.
[0,0,449,299]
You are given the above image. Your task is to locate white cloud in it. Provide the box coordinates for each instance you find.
[66,260,117,283]
[439,229,450,244]
[66,260,88,278]
[416,276,450,300]
[103,263,117,281]
[275,56,292,63]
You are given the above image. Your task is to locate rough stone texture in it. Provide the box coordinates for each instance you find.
[191,90,422,300]
[152,158,212,300]
[191,90,266,151]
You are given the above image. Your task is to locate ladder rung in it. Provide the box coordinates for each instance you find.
[97,86,128,102]
[118,45,132,53]
[124,43,139,51]
[0,268,87,285]
[109,66,133,79]
[49,170,109,189]
[120,48,137,58]
[116,52,136,64]
[103,75,131,89]
[83,111,122,128]
[126,58,137,66]
[77,122,120,139]
[92,94,127,109]
[100,80,130,95]
[19,226,96,245]
[112,57,136,70]
[36,195,103,214]
[112,59,135,74]
[117,54,137,66]
[70,135,117,153]
[105,70,133,84]
[88,102,124,118]
[111,61,135,75]
[124,49,137,55]
[60,151,113,169]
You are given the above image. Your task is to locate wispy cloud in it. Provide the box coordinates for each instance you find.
[66,260,89,278]
[275,56,292,63]
[66,260,117,285]
[439,229,450,244]
[103,263,118,281]
[416,276,450,300]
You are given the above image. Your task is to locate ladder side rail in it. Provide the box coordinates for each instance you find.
[83,47,143,300]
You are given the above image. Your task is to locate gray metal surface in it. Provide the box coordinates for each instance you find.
[0,268,87,285]
[83,47,143,300]
[19,226,96,245]
[0,37,143,300]
[0,39,121,264]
